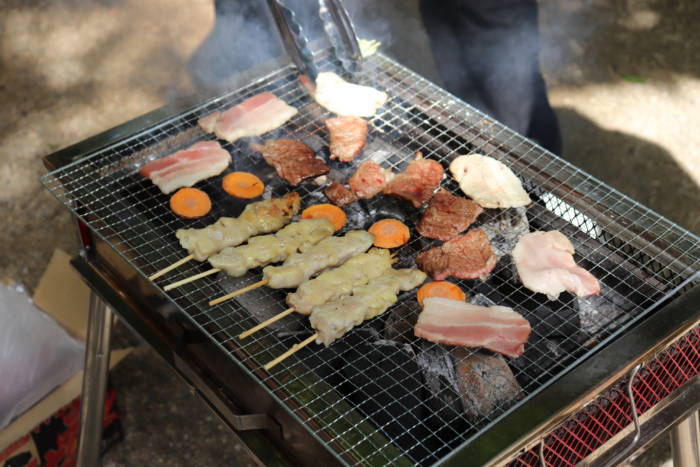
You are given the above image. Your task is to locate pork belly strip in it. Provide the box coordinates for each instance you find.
[415,297,532,358]
[252,139,329,186]
[326,116,368,162]
[383,158,444,208]
[417,190,484,241]
[416,229,498,281]
[513,230,600,300]
[198,92,298,142]
[139,141,231,194]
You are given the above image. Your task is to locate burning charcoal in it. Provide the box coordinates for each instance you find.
[478,206,529,257]
[576,283,633,336]
[523,303,581,338]
[415,343,465,425]
[509,335,580,387]
[452,348,523,421]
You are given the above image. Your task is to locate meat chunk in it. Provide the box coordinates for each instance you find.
[326,116,368,162]
[139,141,231,194]
[414,297,532,358]
[417,190,484,241]
[513,230,600,300]
[416,229,498,280]
[198,92,298,143]
[323,182,357,207]
[452,350,523,420]
[313,72,388,117]
[383,158,444,208]
[449,154,531,208]
[252,139,329,186]
[348,161,393,199]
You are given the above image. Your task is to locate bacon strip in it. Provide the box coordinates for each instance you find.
[139,141,231,194]
[414,297,531,358]
[198,92,298,142]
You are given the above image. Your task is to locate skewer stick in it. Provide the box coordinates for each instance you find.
[163,268,221,291]
[264,332,318,371]
[149,254,194,281]
[239,307,296,339]
[209,279,269,306]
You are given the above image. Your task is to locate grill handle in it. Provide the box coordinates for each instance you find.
[266,0,318,80]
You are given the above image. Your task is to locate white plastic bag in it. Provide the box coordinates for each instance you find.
[0,284,85,429]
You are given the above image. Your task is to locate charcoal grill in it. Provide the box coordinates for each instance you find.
[41,47,699,465]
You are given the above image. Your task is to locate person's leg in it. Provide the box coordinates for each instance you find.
[419,0,561,154]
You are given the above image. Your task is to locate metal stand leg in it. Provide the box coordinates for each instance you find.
[77,291,114,467]
[671,410,700,467]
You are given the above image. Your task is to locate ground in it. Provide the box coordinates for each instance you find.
[0,0,696,465]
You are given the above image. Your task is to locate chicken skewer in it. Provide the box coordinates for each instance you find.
[163,219,335,291]
[148,192,300,280]
[209,230,374,306]
[264,268,427,370]
[239,248,393,338]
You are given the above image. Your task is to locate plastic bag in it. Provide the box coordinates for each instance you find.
[0,284,85,430]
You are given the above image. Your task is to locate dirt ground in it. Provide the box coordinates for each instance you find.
[0,0,696,465]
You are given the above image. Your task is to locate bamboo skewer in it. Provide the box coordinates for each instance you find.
[239,307,296,339]
[149,254,194,281]
[209,279,269,306]
[163,268,220,291]
[264,333,318,370]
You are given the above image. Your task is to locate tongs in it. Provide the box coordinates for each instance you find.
[266,0,363,81]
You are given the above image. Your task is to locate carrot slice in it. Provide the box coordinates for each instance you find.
[169,187,212,219]
[222,172,265,199]
[368,218,410,248]
[416,281,466,307]
[301,204,347,231]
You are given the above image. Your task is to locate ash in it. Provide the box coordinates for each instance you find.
[478,206,529,257]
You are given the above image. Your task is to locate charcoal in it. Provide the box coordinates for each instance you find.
[509,334,581,388]
[522,303,581,338]
[452,349,523,421]
[415,343,463,416]
[478,206,529,257]
[576,283,633,336]
[383,302,420,344]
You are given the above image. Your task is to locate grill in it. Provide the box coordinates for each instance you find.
[41,50,700,466]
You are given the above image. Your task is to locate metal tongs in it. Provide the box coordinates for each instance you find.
[266,0,363,81]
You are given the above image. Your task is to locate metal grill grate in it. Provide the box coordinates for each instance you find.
[511,325,700,466]
[42,51,700,465]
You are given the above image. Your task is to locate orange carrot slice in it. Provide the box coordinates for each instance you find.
[222,172,265,199]
[301,204,347,231]
[416,281,466,307]
[170,187,212,219]
[368,218,410,248]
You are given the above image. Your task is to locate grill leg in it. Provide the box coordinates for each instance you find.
[670,410,700,467]
[77,291,114,467]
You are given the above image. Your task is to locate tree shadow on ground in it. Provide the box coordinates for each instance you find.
[555,107,700,235]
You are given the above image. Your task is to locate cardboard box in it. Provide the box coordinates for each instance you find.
[0,250,133,466]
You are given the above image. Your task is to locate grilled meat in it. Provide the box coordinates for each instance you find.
[323,182,357,206]
[348,161,393,199]
[415,297,531,358]
[253,139,329,186]
[208,219,334,276]
[310,268,427,346]
[326,116,368,162]
[416,229,498,281]
[139,141,231,194]
[198,92,298,143]
[313,72,388,117]
[417,190,483,241]
[262,230,374,289]
[287,248,393,314]
[176,192,300,261]
[513,230,600,300]
[383,157,444,208]
[449,154,531,208]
